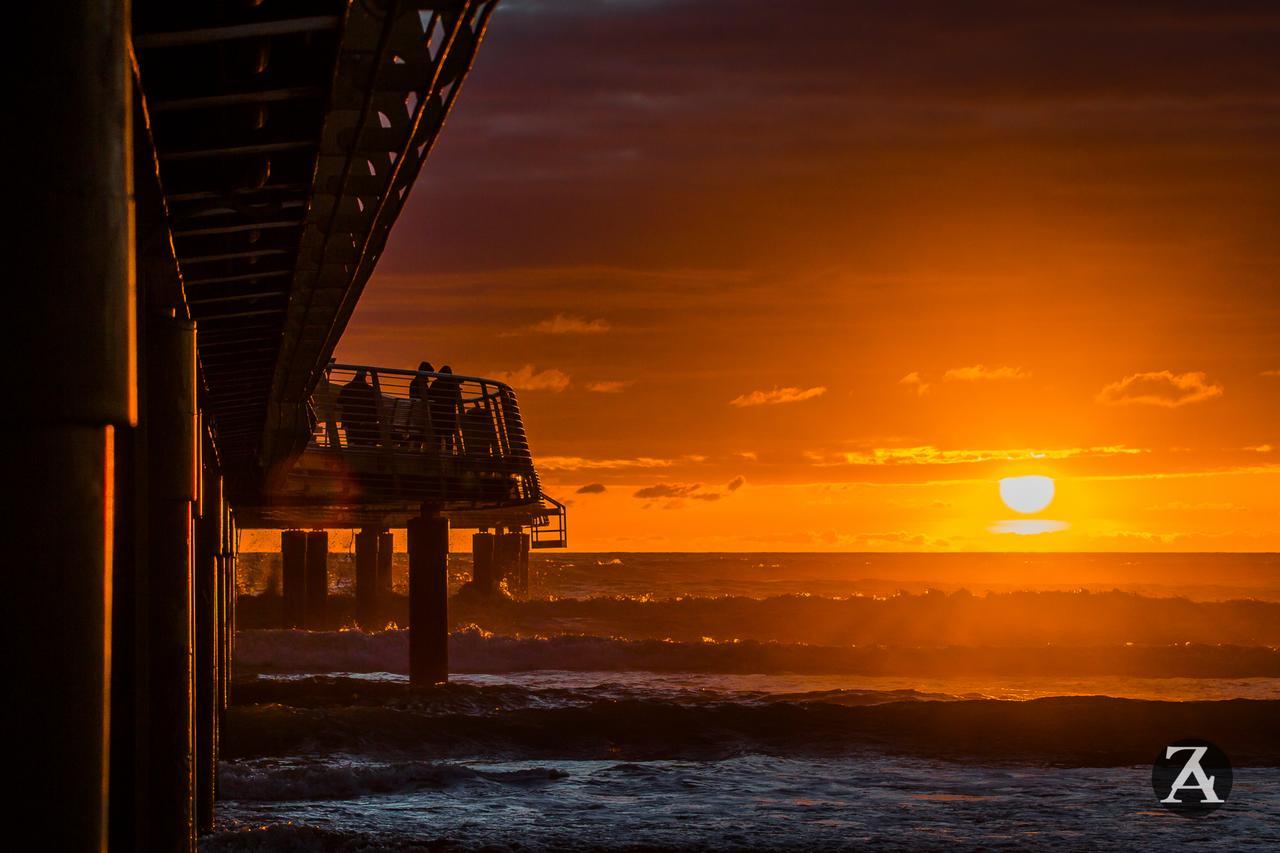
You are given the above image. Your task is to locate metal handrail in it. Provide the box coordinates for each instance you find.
[299,362,543,509]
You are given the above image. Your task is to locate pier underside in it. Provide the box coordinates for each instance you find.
[11,2,531,850]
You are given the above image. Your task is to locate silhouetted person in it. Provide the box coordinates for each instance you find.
[337,368,379,447]
[427,364,462,455]
[408,361,434,449]
[462,401,497,460]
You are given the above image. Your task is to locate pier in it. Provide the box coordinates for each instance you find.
[6,2,558,850]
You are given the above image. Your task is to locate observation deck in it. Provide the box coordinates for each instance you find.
[238,363,567,546]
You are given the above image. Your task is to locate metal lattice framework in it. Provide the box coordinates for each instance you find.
[132,1,498,500]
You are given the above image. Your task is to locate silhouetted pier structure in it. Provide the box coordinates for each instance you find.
[7,2,561,850]
[246,362,566,665]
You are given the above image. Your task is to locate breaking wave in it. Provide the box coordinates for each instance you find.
[221,676,1280,767]
[235,627,1280,678]
[220,758,568,801]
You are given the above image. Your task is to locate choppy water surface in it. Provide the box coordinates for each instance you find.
[210,553,1280,850]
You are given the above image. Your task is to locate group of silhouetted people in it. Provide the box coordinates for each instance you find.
[336,362,496,459]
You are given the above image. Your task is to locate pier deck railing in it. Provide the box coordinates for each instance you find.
[255,363,567,535]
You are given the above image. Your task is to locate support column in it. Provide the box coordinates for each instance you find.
[280,530,307,627]
[517,531,531,597]
[195,462,222,834]
[218,501,232,723]
[144,317,199,853]
[355,528,379,630]
[11,2,131,849]
[377,529,394,619]
[224,512,237,709]
[408,514,450,685]
[493,531,523,595]
[304,531,329,629]
[471,531,497,595]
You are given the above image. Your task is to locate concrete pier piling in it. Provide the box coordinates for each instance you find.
[11,2,131,848]
[145,317,199,852]
[378,530,395,616]
[304,531,329,628]
[355,528,380,630]
[195,463,223,834]
[516,531,531,596]
[472,531,498,594]
[281,530,307,627]
[408,514,450,684]
[219,501,234,720]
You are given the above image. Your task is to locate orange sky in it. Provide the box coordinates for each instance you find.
[332,1,1280,552]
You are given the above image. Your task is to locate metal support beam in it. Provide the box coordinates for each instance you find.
[134,16,340,50]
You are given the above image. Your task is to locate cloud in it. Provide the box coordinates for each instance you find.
[736,451,758,462]
[726,475,745,492]
[488,364,572,392]
[575,483,607,494]
[1262,370,1280,377]
[902,365,1027,394]
[530,314,610,335]
[587,379,632,393]
[1095,371,1223,408]
[540,456,674,471]
[814,445,1144,466]
[899,372,930,396]
[990,519,1070,535]
[634,483,703,499]
[729,386,827,407]
[943,364,1030,382]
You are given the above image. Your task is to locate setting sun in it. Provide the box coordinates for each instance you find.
[999,476,1056,514]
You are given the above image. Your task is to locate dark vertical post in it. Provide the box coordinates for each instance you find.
[217,500,232,724]
[408,514,450,684]
[145,317,198,853]
[304,531,329,628]
[492,530,522,595]
[355,528,379,630]
[110,418,144,853]
[471,531,496,595]
[225,513,237,706]
[280,530,307,627]
[11,1,131,849]
[377,529,394,619]
[195,461,222,834]
[517,531,531,597]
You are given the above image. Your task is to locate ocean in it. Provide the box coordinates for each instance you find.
[207,553,1280,850]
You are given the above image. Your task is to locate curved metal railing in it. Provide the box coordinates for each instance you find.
[283,363,544,510]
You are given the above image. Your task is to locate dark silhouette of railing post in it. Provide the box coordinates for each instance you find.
[408,510,450,684]
[9,2,130,849]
